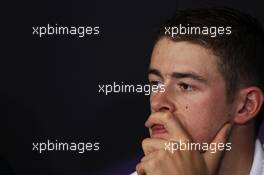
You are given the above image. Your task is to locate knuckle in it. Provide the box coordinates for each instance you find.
[141,138,150,149]
[147,159,156,170]
[157,149,167,159]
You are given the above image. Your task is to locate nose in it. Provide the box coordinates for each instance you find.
[150,87,176,113]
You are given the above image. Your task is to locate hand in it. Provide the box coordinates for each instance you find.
[136,112,231,175]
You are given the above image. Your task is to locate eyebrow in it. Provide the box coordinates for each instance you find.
[148,68,208,84]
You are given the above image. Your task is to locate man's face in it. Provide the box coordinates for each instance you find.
[148,37,234,143]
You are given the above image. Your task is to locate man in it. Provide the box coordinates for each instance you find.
[132,7,264,175]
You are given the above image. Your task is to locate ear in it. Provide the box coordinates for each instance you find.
[234,87,264,124]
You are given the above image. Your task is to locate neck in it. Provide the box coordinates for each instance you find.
[218,122,256,175]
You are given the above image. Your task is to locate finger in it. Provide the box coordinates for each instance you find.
[203,123,232,174]
[141,148,161,162]
[140,150,168,172]
[145,112,191,141]
[141,154,153,162]
[136,162,146,175]
[142,138,167,155]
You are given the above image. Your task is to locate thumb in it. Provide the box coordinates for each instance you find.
[203,123,232,175]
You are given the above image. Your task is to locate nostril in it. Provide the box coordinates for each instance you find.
[159,107,170,112]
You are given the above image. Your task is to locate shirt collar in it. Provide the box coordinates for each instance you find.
[250,139,264,175]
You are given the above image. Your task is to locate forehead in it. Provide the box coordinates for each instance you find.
[150,38,222,81]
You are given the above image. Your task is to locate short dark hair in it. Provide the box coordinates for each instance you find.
[156,7,264,132]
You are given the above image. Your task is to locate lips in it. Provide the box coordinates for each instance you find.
[151,124,168,135]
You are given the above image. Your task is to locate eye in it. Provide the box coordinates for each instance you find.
[149,80,163,86]
[178,83,193,92]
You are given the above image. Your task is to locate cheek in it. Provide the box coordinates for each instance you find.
[183,105,216,142]
[178,94,229,143]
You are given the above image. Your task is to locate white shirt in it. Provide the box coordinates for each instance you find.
[250,139,264,175]
[131,139,264,175]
